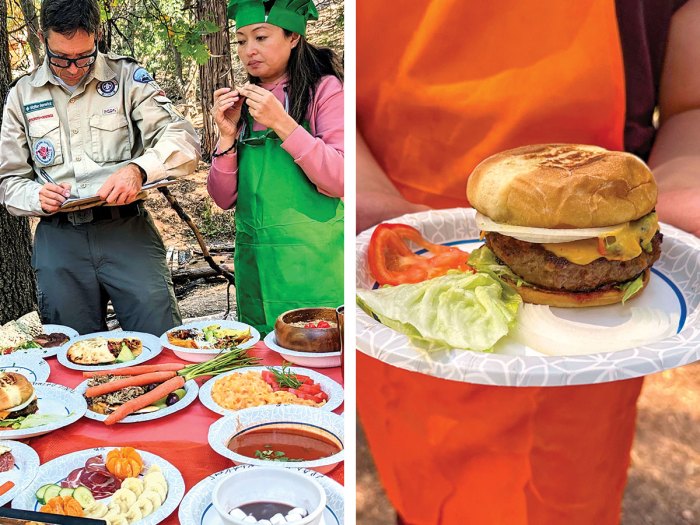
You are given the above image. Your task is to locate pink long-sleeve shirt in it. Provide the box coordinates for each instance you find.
[207,75,344,209]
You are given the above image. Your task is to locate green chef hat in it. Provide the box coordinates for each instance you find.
[227,0,318,36]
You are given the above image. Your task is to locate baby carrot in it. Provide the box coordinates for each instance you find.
[82,363,185,377]
[0,480,14,496]
[104,376,186,425]
[85,371,177,398]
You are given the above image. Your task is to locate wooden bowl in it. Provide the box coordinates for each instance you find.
[274,308,341,353]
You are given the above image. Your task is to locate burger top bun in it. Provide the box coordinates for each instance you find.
[0,372,34,411]
[467,144,657,229]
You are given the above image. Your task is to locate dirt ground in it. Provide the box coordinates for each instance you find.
[357,363,700,525]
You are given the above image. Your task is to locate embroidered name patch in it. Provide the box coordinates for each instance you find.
[103,107,118,115]
[24,100,54,114]
[97,80,119,97]
[133,67,154,83]
[34,139,56,165]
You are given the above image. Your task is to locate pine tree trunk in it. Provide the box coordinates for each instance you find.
[0,0,39,324]
[196,0,233,161]
[18,0,43,67]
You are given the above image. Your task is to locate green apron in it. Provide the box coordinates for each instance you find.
[234,109,344,334]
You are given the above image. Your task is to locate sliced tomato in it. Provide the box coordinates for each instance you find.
[368,223,472,285]
[298,383,322,395]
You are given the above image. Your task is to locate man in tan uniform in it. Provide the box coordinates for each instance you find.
[0,0,201,335]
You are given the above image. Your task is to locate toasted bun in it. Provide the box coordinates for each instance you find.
[505,268,651,308]
[0,372,34,410]
[467,144,657,228]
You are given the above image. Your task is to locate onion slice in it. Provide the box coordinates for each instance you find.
[474,212,626,244]
[512,304,679,356]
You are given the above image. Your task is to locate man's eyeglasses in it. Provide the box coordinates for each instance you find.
[46,41,98,69]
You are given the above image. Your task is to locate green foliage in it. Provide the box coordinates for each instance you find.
[197,199,236,242]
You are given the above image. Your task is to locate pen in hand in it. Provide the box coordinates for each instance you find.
[38,168,72,199]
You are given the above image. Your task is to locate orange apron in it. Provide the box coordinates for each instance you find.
[357,1,642,524]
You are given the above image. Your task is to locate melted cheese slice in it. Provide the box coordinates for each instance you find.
[543,213,659,265]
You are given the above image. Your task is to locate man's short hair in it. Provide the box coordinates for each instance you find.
[40,0,100,37]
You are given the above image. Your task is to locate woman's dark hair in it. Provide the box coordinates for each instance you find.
[249,32,343,124]
[40,0,101,37]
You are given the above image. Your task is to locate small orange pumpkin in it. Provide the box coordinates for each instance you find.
[106,447,143,480]
[40,495,84,517]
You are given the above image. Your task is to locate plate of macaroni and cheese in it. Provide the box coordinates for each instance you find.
[198,366,344,415]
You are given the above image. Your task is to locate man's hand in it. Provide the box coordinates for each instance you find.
[239,83,298,140]
[39,183,72,213]
[97,164,143,205]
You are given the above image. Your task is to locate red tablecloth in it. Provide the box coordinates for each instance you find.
[18,342,344,524]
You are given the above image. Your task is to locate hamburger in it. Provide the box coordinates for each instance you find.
[467,144,662,307]
[0,372,38,426]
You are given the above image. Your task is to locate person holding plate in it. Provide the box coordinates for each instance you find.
[357,0,700,524]
[207,0,344,334]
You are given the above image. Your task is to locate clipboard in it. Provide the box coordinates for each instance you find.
[58,178,179,211]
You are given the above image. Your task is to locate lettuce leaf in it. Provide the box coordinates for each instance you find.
[0,413,70,430]
[467,245,532,287]
[618,274,645,304]
[356,270,522,352]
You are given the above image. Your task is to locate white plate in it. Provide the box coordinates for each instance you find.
[75,379,199,424]
[12,447,185,525]
[356,208,700,386]
[0,383,86,439]
[178,465,344,525]
[0,354,50,383]
[199,366,344,416]
[208,405,344,474]
[264,333,341,369]
[0,440,40,506]
[160,320,261,363]
[7,324,79,359]
[57,331,163,371]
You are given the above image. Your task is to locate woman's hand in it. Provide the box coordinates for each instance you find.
[239,83,298,140]
[213,87,244,150]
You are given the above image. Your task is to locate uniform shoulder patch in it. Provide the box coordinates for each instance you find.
[133,67,154,83]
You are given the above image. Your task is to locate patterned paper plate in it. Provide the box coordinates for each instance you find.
[57,331,163,371]
[0,440,40,506]
[0,353,50,383]
[356,208,700,386]
[7,324,78,359]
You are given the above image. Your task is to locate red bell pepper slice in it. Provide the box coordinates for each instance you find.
[368,223,472,286]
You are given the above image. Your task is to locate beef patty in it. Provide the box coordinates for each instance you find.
[485,231,663,292]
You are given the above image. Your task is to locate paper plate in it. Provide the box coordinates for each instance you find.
[12,447,185,525]
[75,379,199,424]
[0,383,86,439]
[7,324,79,359]
[199,366,344,416]
[356,208,700,386]
[264,332,341,368]
[207,405,344,474]
[57,331,163,371]
[0,440,40,506]
[0,354,50,383]
[160,320,261,363]
[177,465,344,525]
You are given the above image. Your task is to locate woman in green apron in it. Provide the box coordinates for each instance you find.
[207,0,344,334]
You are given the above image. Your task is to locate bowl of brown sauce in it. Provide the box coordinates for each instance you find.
[208,405,344,475]
[274,308,341,353]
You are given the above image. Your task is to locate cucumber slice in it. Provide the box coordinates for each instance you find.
[35,484,55,504]
[42,484,62,502]
[73,486,95,509]
[59,487,75,497]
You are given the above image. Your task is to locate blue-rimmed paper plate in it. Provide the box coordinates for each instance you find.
[12,447,185,525]
[0,440,40,506]
[356,208,700,387]
[160,320,261,363]
[208,405,344,474]
[199,366,344,416]
[178,465,344,525]
[0,354,50,383]
[0,383,86,439]
[75,378,199,424]
[263,332,341,369]
[57,331,163,372]
[7,324,79,359]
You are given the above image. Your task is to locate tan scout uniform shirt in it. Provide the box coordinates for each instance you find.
[0,52,201,217]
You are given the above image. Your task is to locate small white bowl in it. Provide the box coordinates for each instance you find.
[160,320,261,363]
[212,466,326,525]
[264,333,341,369]
[208,405,344,475]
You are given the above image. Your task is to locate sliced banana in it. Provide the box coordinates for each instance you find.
[121,477,145,497]
[111,488,138,513]
[141,487,164,510]
[125,504,143,523]
[84,501,109,519]
[144,471,167,489]
[136,494,154,516]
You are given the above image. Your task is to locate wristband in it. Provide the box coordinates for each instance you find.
[212,140,237,158]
